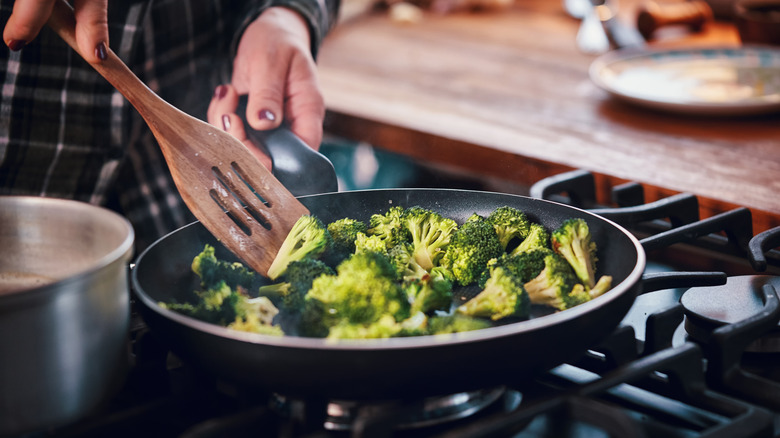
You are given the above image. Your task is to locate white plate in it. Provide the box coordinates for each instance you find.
[590,46,780,116]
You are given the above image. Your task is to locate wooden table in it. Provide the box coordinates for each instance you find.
[316,0,780,232]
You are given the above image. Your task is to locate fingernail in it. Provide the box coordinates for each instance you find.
[221,114,231,131]
[214,85,227,99]
[7,40,26,51]
[95,42,107,61]
[258,109,276,122]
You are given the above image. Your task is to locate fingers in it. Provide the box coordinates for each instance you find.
[208,84,273,171]
[232,7,325,150]
[3,0,109,64]
[284,55,326,150]
[3,0,56,51]
[72,0,109,63]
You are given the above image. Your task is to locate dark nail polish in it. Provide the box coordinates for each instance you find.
[7,40,26,51]
[95,42,107,61]
[214,85,227,99]
[221,114,231,131]
[259,109,276,122]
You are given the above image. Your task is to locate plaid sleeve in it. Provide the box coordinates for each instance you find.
[230,0,341,60]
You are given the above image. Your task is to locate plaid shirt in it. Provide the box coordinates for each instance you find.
[0,0,339,252]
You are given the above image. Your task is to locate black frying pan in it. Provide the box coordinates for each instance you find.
[132,188,651,400]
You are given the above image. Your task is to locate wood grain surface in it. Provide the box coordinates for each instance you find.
[317,0,780,232]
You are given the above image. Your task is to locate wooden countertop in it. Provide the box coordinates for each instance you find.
[316,0,780,232]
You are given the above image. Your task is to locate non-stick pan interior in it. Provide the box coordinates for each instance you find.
[134,189,643,342]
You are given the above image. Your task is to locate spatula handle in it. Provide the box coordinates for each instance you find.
[236,96,338,197]
[46,0,184,138]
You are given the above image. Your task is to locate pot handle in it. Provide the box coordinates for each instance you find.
[237,95,338,197]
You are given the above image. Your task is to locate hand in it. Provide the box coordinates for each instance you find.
[229,6,325,150]
[208,84,274,171]
[3,0,109,63]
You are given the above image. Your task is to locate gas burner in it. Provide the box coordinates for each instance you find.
[270,387,514,431]
[680,276,780,353]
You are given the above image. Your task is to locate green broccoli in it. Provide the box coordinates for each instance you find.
[229,314,285,336]
[191,244,255,290]
[256,259,334,311]
[509,223,550,257]
[267,215,333,280]
[367,206,410,250]
[403,206,459,271]
[487,206,531,251]
[354,232,389,255]
[229,296,284,335]
[523,250,585,311]
[478,250,547,288]
[427,314,492,334]
[440,216,503,286]
[324,217,367,265]
[457,266,529,321]
[388,242,428,282]
[551,218,598,288]
[326,314,404,339]
[403,271,453,315]
[305,251,411,329]
[161,280,282,333]
[589,274,613,298]
[160,281,240,325]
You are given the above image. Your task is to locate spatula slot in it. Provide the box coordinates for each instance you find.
[210,166,273,234]
[230,162,271,207]
[208,189,252,235]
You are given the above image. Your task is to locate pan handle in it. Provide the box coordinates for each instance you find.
[640,271,727,295]
[236,95,338,197]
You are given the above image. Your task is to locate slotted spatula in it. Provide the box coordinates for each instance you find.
[46,0,309,276]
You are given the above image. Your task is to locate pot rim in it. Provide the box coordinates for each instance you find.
[0,196,135,301]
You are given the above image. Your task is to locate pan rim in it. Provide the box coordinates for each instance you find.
[132,188,646,351]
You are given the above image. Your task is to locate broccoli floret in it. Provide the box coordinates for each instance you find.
[388,242,428,282]
[191,244,255,290]
[161,280,280,331]
[324,217,367,265]
[267,215,332,280]
[327,312,431,340]
[487,206,531,251]
[440,216,503,286]
[367,206,410,250]
[551,218,598,288]
[403,271,453,315]
[457,266,529,321]
[523,251,584,310]
[229,296,283,335]
[257,259,334,311]
[589,275,613,298]
[327,314,403,339]
[298,297,330,338]
[354,232,389,255]
[305,251,410,328]
[427,314,492,334]
[509,223,550,257]
[229,313,285,336]
[478,249,550,288]
[402,206,459,271]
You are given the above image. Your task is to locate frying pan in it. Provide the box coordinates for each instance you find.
[133,188,652,400]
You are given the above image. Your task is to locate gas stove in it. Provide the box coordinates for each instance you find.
[26,169,780,438]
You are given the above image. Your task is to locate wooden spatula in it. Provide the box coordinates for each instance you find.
[46,0,309,276]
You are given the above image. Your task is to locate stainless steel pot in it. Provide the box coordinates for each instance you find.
[0,196,134,436]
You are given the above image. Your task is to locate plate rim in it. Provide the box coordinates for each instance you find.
[589,45,780,116]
